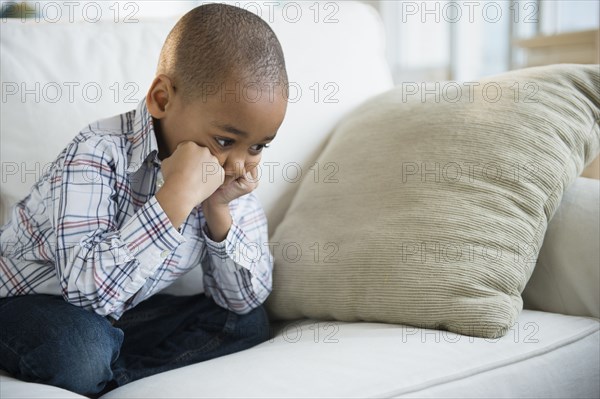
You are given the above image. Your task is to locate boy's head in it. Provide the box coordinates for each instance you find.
[146,3,288,182]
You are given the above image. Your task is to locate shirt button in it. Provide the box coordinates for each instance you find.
[156,176,164,190]
[160,250,170,258]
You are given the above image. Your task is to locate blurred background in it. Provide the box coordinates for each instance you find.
[2,0,598,84]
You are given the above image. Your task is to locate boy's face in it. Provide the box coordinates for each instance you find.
[147,75,287,185]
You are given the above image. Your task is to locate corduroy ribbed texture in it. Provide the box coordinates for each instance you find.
[264,64,600,338]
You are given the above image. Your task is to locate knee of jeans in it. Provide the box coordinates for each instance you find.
[235,304,271,344]
[20,315,123,395]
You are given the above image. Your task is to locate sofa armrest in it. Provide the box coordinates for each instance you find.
[523,177,600,318]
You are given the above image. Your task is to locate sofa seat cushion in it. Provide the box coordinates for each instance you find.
[4,310,594,398]
[85,310,600,398]
[0,373,87,399]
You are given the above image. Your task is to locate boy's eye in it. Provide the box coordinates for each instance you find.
[215,137,270,154]
[215,137,234,148]
[250,143,270,153]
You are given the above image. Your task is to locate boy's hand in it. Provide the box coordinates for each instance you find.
[155,141,224,229]
[204,166,259,207]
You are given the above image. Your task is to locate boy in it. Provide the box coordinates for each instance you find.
[0,3,287,396]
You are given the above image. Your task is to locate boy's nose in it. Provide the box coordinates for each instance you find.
[224,160,246,180]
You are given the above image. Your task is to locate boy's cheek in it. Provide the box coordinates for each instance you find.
[247,158,262,180]
[204,142,227,166]
[247,158,261,172]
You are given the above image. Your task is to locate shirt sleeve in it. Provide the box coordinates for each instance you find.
[199,193,273,314]
[49,135,185,318]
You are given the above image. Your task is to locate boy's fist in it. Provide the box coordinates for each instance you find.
[159,141,224,207]
[204,166,259,206]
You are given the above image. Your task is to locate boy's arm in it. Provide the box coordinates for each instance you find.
[50,136,186,319]
[199,193,273,314]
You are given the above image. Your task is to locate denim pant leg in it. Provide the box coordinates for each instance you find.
[111,293,271,386]
[0,294,123,396]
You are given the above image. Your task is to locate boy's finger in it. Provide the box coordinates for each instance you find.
[176,141,188,150]
[245,171,259,190]
[176,140,197,150]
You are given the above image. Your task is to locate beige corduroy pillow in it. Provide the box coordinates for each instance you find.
[264,64,600,338]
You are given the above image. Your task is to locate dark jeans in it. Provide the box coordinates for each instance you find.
[0,293,270,396]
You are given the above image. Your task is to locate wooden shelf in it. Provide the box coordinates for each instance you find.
[514,29,600,66]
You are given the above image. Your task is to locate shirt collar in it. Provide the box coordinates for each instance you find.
[125,98,162,174]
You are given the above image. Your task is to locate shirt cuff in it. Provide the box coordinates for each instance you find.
[202,221,260,272]
[120,195,186,279]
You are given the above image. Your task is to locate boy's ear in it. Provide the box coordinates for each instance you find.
[146,75,176,118]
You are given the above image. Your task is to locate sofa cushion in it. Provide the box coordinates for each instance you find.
[2,311,599,398]
[3,310,593,398]
[0,1,394,235]
[264,64,600,338]
[523,177,600,318]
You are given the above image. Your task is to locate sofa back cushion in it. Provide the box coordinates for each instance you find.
[0,1,393,233]
[523,176,600,318]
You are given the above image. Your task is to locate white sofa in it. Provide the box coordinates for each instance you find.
[1,2,598,398]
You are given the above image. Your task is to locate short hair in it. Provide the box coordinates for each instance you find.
[157,3,288,102]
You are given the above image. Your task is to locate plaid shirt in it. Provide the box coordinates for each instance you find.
[0,99,273,319]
